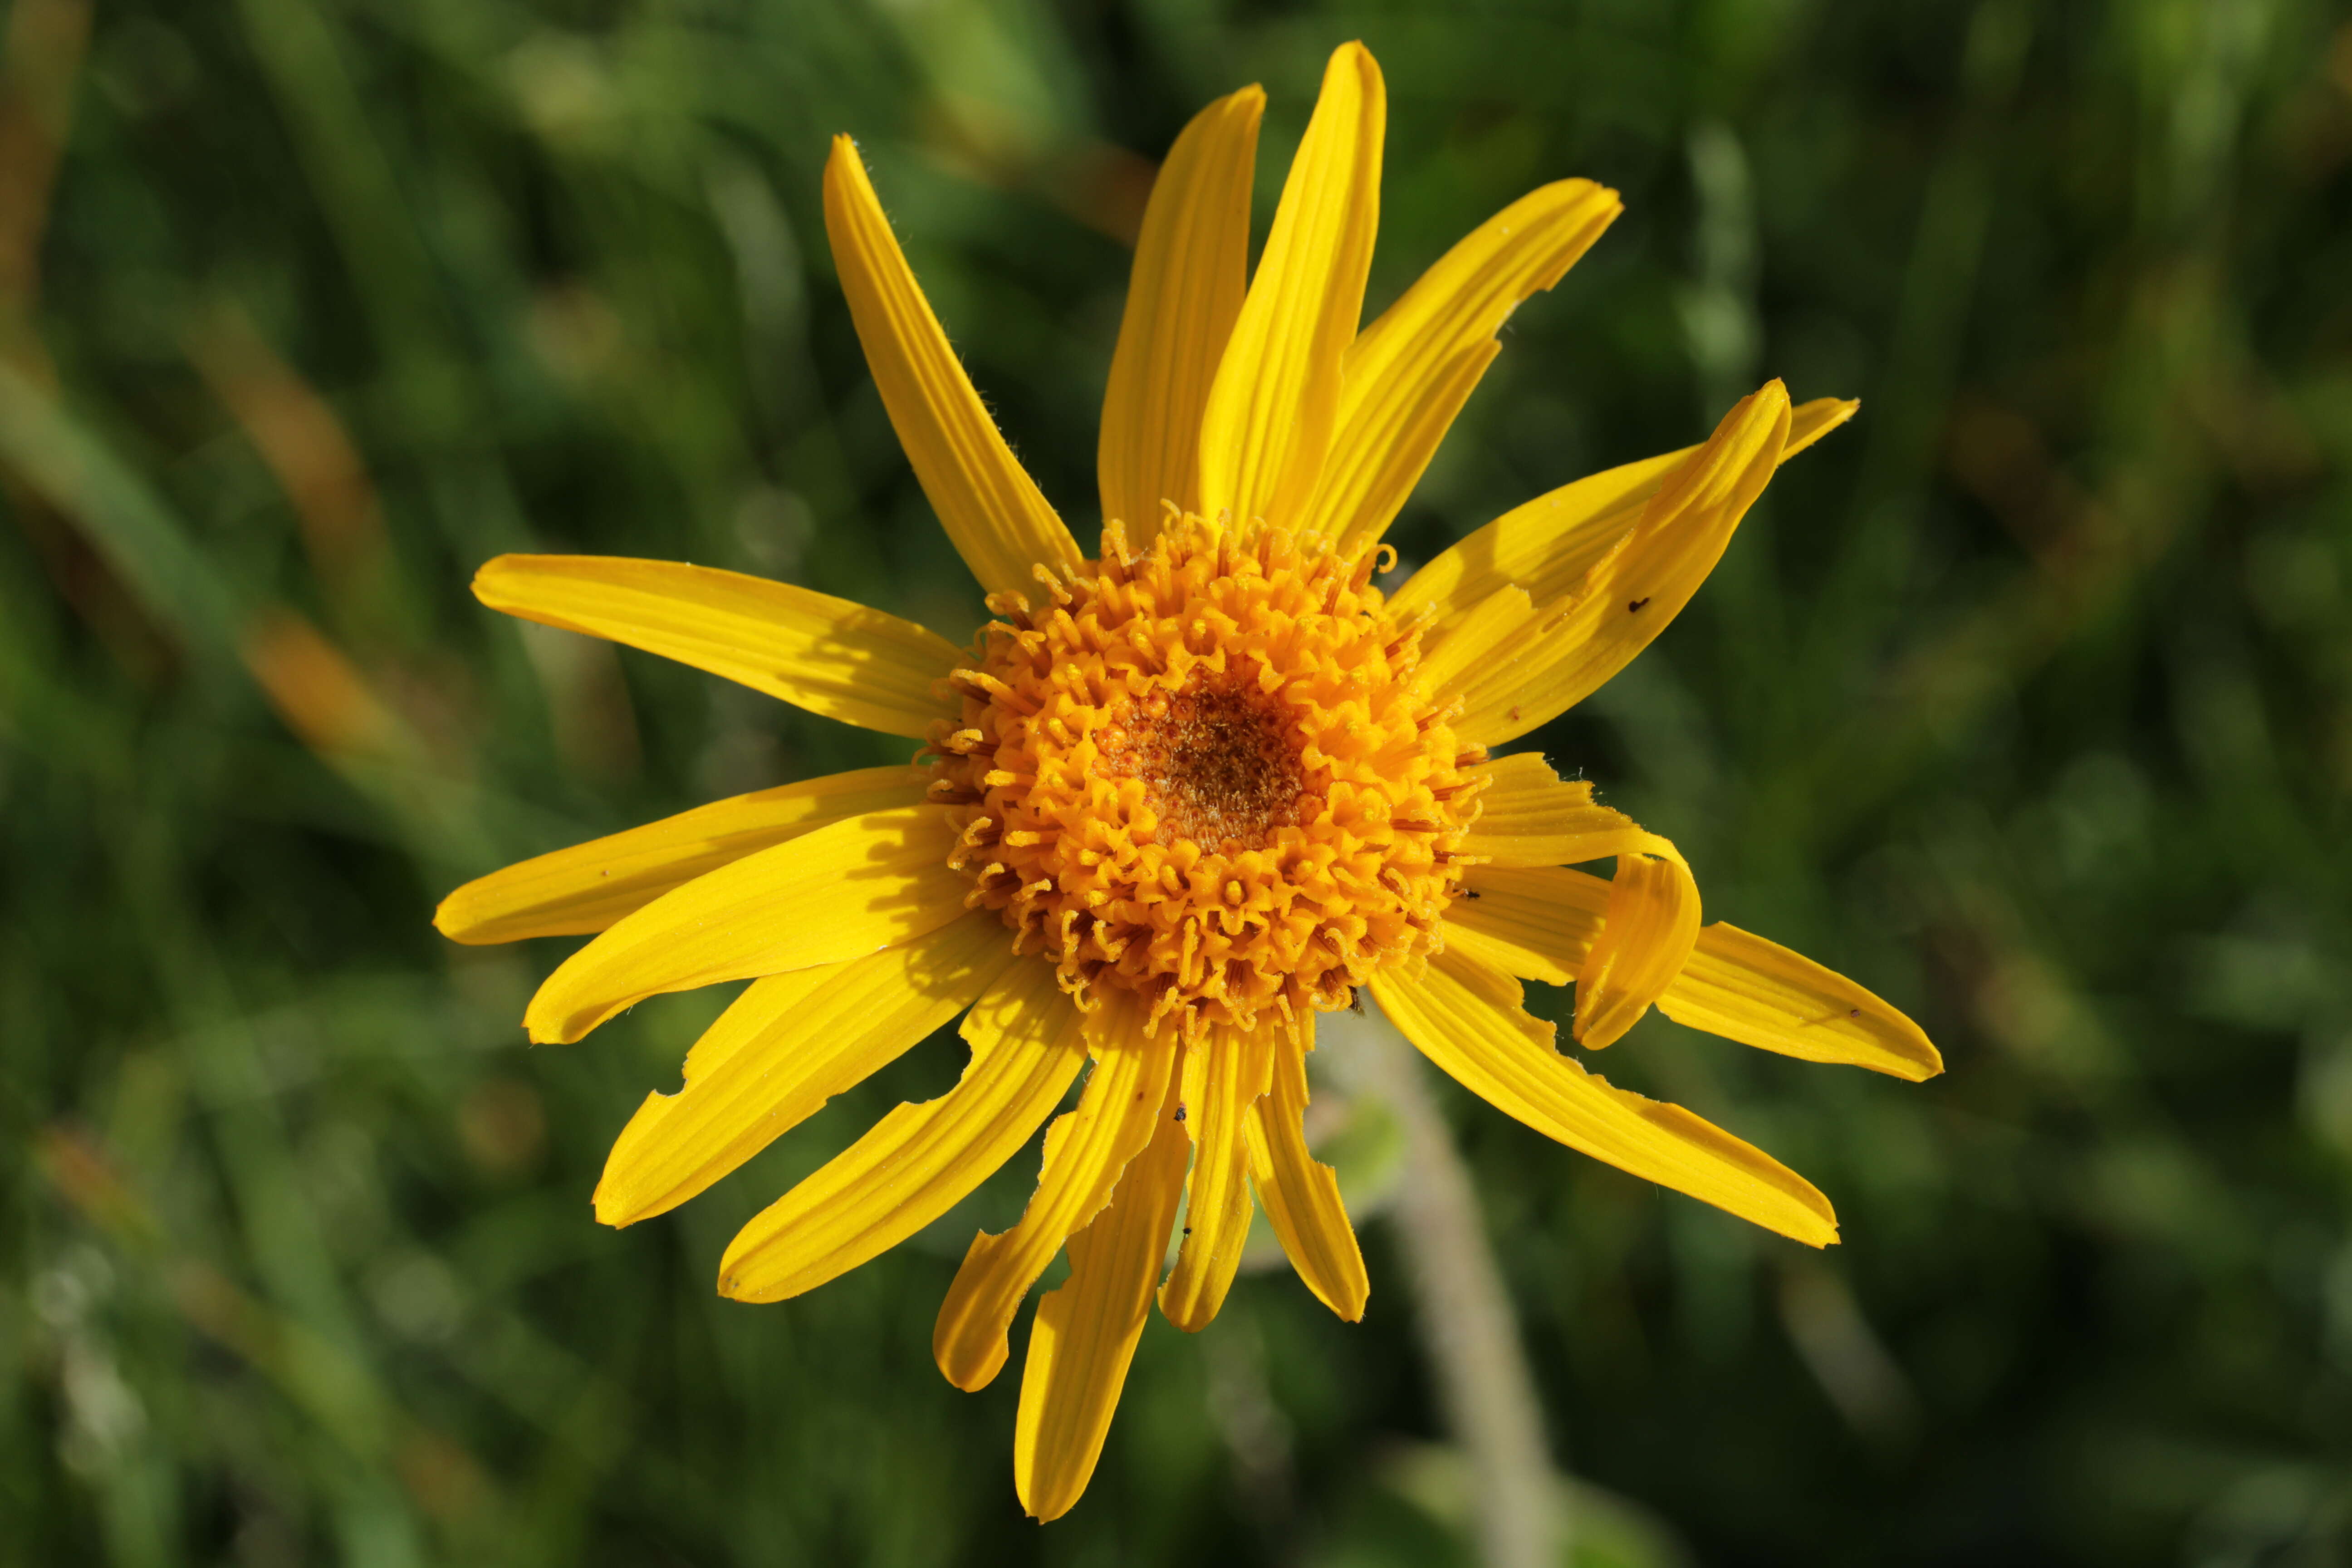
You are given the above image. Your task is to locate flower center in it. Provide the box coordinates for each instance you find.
[927,515,1485,1040]
[1100,680,1304,852]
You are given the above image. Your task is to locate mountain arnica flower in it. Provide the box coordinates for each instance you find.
[436,42,1941,1519]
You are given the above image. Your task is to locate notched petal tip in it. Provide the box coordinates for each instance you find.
[430,890,483,944]
[469,552,533,611]
[1850,1015,1943,1082]
[1784,395,1861,461]
[522,995,595,1047]
[590,1147,655,1228]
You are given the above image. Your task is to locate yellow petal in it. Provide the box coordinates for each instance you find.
[592,911,1017,1227]
[472,555,959,739]
[1013,1063,1189,1523]
[1304,179,1622,553]
[933,989,1178,1392]
[1368,946,1838,1247]
[523,804,969,1044]
[1157,1017,1276,1332]
[1441,865,1603,986]
[1390,394,1856,639]
[1573,850,1700,1049]
[1449,865,1942,1080]
[1452,383,1793,745]
[1243,1018,1367,1321]
[1196,42,1383,529]
[1412,583,1535,702]
[1779,395,1858,458]
[435,766,927,945]
[717,958,1088,1303]
[1457,751,1674,869]
[1098,87,1262,542]
[823,137,1082,598]
[1670,922,1944,1080]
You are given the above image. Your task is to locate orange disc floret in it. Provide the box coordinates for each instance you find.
[926,513,1488,1040]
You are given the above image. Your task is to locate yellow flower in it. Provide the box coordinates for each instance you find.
[436,41,1940,1520]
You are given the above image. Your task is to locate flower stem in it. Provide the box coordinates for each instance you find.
[1362,1021,1563,1568]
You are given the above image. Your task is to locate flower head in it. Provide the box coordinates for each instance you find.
[436,42,1940,1521]
[931,512,1479,1041]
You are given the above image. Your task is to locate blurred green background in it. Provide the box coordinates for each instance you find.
[7,0,2352,1562]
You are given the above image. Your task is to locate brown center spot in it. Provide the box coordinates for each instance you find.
[1102,680,1307,851]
